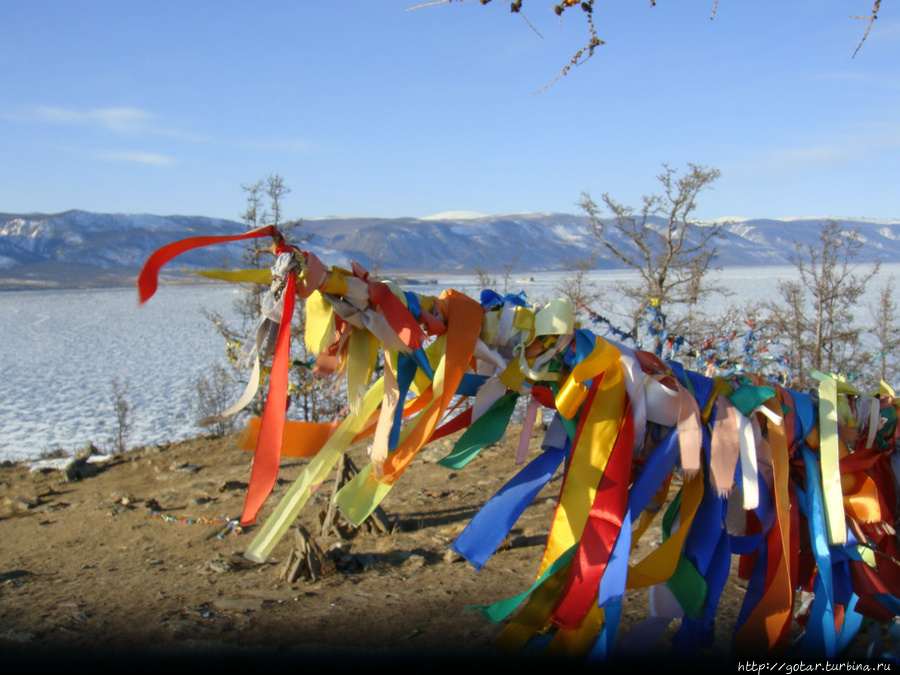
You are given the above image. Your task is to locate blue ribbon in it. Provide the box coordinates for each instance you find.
[801,445,837,659]
[674,481,730,652]
[450,415,569,571]
[479,289,529,309]
[597,428,682,609]
[588,596,622,662]
[564,328,599,372]
[791,391,816,448]
[586,428,682,661]
[403,291,421,321]
[410,347,434,381]
[671,406,733,653]
[733,456,777,638]
[836,594,865,655]
[389,352,419,451]
[456,373,488,398]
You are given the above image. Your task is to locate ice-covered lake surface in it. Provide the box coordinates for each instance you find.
[1,283,246,462]
[0,263,894,462]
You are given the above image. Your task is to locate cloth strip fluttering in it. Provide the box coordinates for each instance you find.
[137,227,900,661]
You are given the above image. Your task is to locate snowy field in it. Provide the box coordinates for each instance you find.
[0,263,894,463]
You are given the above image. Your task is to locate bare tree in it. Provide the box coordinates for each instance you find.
[109,376,133,454]
[474,249,522,295]
[233,179,267,324]
[769,279,808,386]
[418,1,884,90]
[230,174,303,330]
[870,275,900,385]
[577,162,728,356]
[264,173,290,229]
[555,252,600,326]
[202,173,343,424]
[766,220,880,389]
[474,266,498,291]
[191,364,239,437]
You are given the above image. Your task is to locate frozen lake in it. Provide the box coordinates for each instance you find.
[0,263,894,462]
[0,283,243,462]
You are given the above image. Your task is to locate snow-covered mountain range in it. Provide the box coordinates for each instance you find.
[2,209,898,289]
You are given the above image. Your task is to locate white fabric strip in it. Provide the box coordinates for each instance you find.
[644,377,680,427]
[738,411,760,510]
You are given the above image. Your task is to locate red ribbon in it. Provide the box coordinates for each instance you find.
[137,225,282,303]
[428,407,474,443]
[550,409,635,630]
[137,225,299,526]
[350,261,425,351]
[368,280,426,350]
[240,271,296,526]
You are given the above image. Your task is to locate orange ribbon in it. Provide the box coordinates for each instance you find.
[733,393,795,653]
[379,290,483,483]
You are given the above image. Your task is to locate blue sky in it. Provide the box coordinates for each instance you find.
[1,1,897,222]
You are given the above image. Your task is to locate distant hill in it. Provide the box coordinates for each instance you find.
[1,209,898,289]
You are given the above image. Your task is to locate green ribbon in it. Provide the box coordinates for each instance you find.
[662,489,707,620]
[467,544,577,623]
[438,392,519,470]
[728,382,777,417]
[335,463,393,527]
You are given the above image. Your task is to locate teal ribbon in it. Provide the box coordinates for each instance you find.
[438,391,519,470]
[728,381,777,417]
[468,544,576,623]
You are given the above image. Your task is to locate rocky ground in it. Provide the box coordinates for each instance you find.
[0,424,871,671]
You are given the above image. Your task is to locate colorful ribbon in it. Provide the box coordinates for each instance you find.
[136,228,900,662]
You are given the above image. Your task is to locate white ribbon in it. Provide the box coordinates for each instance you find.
[738,411,760,510]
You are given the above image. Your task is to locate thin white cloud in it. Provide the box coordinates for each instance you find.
[770,143,864,166]
[857,17,900,49]
[727,144,861,176]
[232,138,316,153]
[810,68,900,90]
[33,106,154,133]
[94,151,176,166]
[729,121,900,176]
[860,119,900,150]
[15,104,315,154]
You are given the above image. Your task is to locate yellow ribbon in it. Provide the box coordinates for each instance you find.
[627,471,704,590]
[480,310,500,345]
[493,561,573,655]
[242,379,385,563]
[539,337,625,577]
[545,603,605,657]
[818,377,847,545]
[534,298,575,337]
[346,328,377,416]
[304,290,335,355]
[320,269,349,295]
[194,268,272,284]
[554,336,621,420]
[512,306,535,340]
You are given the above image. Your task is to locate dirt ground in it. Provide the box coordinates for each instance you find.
[0,423,856,670]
